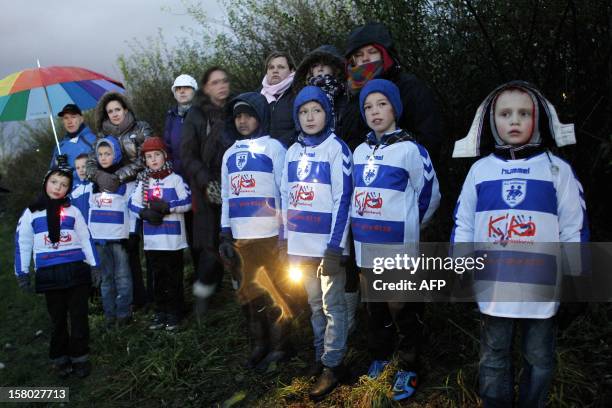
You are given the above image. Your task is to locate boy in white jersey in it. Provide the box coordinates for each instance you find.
[89,136,135,328]
[281,86,353,401]
[353,79,440,400]
[71,154,93,223]
[130,137,191,331]
[218,92,290,371]
[15,157,98,378]
[451,81,589,407]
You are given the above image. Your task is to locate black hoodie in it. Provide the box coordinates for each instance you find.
[338,23,443,162]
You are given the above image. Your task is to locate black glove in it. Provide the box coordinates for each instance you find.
[94,170,120,193]
[55,154,69,168]
[139,208,164,226]
[317,248,343,276]
[218,232,238,263]
[17,274,33,293]
[148,198,170,214]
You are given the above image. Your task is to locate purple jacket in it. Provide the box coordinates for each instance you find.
[163,106,191,177]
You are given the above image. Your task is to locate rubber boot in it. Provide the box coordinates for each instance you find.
[255,305,293,372]
[243,298,269,369]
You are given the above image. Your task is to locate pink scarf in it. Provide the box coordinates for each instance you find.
[260,71,295,103]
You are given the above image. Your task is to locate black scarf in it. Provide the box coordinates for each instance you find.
[308,74,344,104]
[28,194,70,244]
[493,144,545,160]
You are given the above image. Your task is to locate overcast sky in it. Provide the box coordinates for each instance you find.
[0,0,224,82]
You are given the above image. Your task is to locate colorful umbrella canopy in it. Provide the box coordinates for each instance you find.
[0,66,124,122]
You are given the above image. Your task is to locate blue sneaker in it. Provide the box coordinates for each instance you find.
[392,370,418,400]
[367,360,389,379]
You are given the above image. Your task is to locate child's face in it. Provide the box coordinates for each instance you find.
[309,63,334,79]
[235,113,259,136]
[298,101,326,135]
[145,150,166,171]
[74,158,87,180]
[363,92,396,137]
[45,173,71,199]
[97,146,114,169]
[494,90,534,146]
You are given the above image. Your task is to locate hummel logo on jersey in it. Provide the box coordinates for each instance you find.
[502,179,527,207]
[502,168,530,175]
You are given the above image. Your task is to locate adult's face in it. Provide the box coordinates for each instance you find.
[174,86,195,105]
[61,113,84,133]
[266,56,292,85]
[105,100,128,125]
[204,70,230,107]
[351,45,382,66]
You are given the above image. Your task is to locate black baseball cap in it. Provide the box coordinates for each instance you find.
[58,103,82,117]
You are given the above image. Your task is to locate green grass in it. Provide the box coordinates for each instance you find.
[1,215,611,407]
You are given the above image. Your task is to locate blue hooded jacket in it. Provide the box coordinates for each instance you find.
[225,92,271,141]
[293,86,334,146]
[95,136,123,170]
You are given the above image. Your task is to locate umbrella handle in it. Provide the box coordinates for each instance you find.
[37,59,61,155]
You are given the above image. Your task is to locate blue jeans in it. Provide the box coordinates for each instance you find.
[479,314,556,408]
[97,242,133,320]
[301,259,347,368]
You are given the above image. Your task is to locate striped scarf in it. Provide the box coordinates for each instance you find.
[347,60,384,93]
[137,161,173,206]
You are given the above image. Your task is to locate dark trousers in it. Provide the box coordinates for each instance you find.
[44,284,90,363]
[127,233,149,306]
[184,210,200,271]
[366,300,424,371]
[146,250,184,317]
[197,248,223,287]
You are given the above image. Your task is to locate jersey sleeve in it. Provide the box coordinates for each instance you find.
[220,150,231,234]
[73,208,99,267]
[451,165,478,244]
[168,175,192,214]
[129,181,145,217]
[271,142,287,239]
[327,141,353,252]
[408,142,441,225]
[279,149,290,240]
[14,209,34,276]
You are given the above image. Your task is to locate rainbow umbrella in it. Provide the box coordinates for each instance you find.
[0,62,124,152]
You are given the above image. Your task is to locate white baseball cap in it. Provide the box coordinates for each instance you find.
[171,74,198,93]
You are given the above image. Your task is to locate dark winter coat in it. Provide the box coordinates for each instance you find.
[339,23,443,159]
[180,91,230,250]
[85,92,152,184]
[266,86,297,148]
[163,106,191,177]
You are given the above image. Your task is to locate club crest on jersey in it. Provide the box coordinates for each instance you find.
[236,152,248,170]
[296,160,312,181]
[502,179,526,207]
[362,164,379,186]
